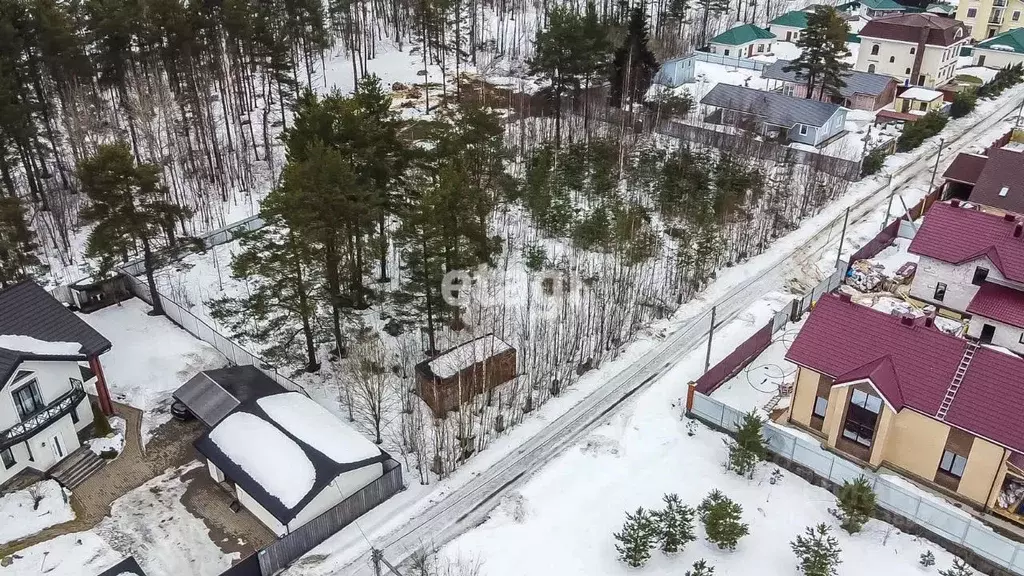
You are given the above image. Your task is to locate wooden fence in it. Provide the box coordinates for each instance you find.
[257,459,404,576]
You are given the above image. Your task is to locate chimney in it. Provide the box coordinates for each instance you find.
[1015,223,1023,238]
[1005,213,1016,222]
[839,293,852,303]
[924,316,935,328]
[901,315,915,326]
[951,199,961,208]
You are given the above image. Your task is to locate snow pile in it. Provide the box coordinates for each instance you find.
[0,532,120,576]
[0,335,81,356]
[210,411,316,508]
[258,393,380,463]
[427,335,512,379]
[0,480,75,545]
[87,416,126,457]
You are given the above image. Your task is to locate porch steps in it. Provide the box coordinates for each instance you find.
[936,340,980,421]
[49,446,107,490]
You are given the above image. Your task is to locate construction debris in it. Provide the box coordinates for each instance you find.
[846,260,886,292]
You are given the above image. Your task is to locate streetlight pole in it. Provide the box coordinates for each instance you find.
[929,137,946,192]
[882,172,895,232]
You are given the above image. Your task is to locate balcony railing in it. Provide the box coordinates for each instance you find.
[994,0,1007,8]
[989,8,1005,23]
[0,381,85,450]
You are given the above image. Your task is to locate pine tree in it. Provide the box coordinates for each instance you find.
[529,6,586,146]
[698,490,749,550]
[921,551,936,568]
[791,523,842,576]
[686,559,715,576]
[833,476,876,533]
[728,409,768,477]
[784,6,851,100]
[614,507,657,567]
[77,141,193,316]
[653,493,696,553]
[608,7,658,110]
[0,197,40,287]
[696,0,729,47]
[662,0,690,37]
[939,559,973,576]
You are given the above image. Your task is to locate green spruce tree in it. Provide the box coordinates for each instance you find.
[686,559,715,576]
[609,7,658,110]
[78,141,193,316]
[921,551,936,568]
[833,476,876,533]
[614,507,657,567]
[696,0,729,47]
[698,490,749,550]
[529,6,587,146]
[791,523,842,576]
[939,559,973,576]
[653,493,696,553]
[728,409,768,477]
[784,6,851,100]
[0,197,40,287]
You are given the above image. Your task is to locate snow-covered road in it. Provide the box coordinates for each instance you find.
[290,89,1024,576]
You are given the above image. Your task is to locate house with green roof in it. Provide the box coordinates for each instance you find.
[851,0,907,18]
[708,23,776,58]
[972,28,1024,69]
[768,10,810,42]
[925,2,956,16]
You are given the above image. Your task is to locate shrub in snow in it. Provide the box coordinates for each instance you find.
[613,507,657,567]
[686,419,697,437]
[938,559,973,576]
[727,410,767,478]
[791,523,841,576]
[769,468,784,485]
[652,493,695,553]
[832,476,876,533]
[685,559,715,576]
[949,90,977,119]
[91,402,113,437]
[920,550,936,568]
[698,490,748,550]
[861,148,887,177]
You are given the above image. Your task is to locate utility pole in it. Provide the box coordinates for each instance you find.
[371,548,404,576]
[929,137,946,192]
[835,207,850,270]
[881,172,895,232]
[704,306,716,373]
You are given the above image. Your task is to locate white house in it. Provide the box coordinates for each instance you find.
[908,201,1024,354]
[857,13,969,88]
[768,10,809,42]
[972,28,1024,69]
[0,281,112,489]
[708,23,776,58]
[194,391,390,536]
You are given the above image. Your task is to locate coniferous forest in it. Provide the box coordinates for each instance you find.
[0,0,852,480]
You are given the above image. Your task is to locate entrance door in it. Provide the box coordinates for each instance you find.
[786,31,792,41]
[50,435,63,461]
[980,324,996,344]
[978,55,987,67]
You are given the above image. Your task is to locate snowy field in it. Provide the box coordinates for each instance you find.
[79,298,227,442]
[0,481,74,546]
[1,464,236,576]
[438,314,973,576]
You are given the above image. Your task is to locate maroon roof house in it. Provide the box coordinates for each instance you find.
[941,135,1024,216]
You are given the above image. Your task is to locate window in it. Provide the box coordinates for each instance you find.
[757,43,765,53]
[972,266,989,285]
[910,47,916,55]
[934,282,947,301]
[1014,10,1021,21]
[868,64,876,73]
[920,102,928,111]
[842,389,882,448]
[800,125,809,135]
[979,54,987,66]
[871,44,880,55]
[1019,332,1024,344]
[939,450,968,478]
[906,67,912,74]
[889,55,896,63]
[12,381,44,420]
[724,48,731,56]
[918,74,926,85]
[1,448,13,470]
[967,7,977,17]
[999,186,1009,197]
[783,84,796,96]
[813,397,828,418]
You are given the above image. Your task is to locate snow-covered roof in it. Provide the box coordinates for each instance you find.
[0,335,82,356]
[193,392,388,524]
[209,411,316,509]
[425,334,513,379]
[258,393,381,463]
[900,87,943,101]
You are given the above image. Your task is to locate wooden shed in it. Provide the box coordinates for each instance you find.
[415,334,517,417]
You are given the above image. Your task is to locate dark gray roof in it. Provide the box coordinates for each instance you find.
[762,60,895,98]
[700,83,843,128]
[98,556,146,576]
[173,365,286,427]
[0,281,109,387]
[193,395,389,525]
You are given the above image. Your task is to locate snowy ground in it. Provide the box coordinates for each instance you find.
[712,317,806,415]
[86,415,127,457]
[79,299,227,443]
[438,318,974,576]
[0,481,74,546]
[2,464,236,576]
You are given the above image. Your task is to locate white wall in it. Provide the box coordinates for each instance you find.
[769,24,802,41]
[287,463,384,532]
[967,315,1024,353]
[0,413,82,486]
[208,460,225,483]
[909,255,1007,312]
[973,48,1024,69]
[73,395,94,435]
[1,359,84,430]
[238,486,289,537]
[857,37,966,87]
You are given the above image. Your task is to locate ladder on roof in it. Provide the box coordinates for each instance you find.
[936,340,980,421]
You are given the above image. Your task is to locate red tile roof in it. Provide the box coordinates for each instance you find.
[942,152,987,186]
[786,294,1024,452]
[970,147,1024,215]
[908,201,1024,283]
[967,282,1024,329]
[859,13,968,46]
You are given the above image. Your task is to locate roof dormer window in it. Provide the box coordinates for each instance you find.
[999,186,1009,197]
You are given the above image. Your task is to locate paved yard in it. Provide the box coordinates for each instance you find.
[181,465,276,556]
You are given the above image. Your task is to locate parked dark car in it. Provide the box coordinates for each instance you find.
[171,400,194,421]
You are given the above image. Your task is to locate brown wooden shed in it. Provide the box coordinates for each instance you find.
[415,334,517,417]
